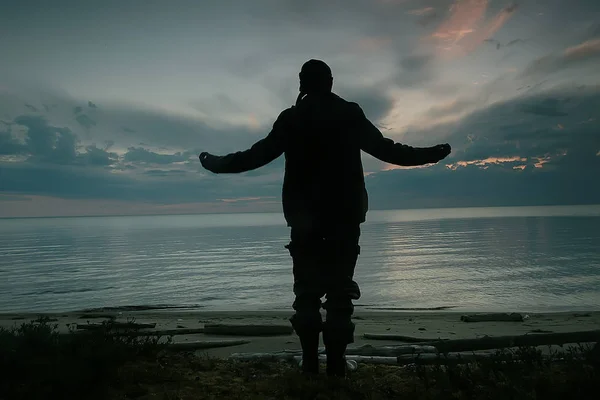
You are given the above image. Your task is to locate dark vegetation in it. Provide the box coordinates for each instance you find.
[1,317,598,399]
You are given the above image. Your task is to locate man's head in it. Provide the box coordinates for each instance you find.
[299,59,333,95]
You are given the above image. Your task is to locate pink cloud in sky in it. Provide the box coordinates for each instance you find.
[381,163,432,171]
[534,156,552,168]
[432,0,488,43]
[564,38,600,59]
[446,156,527,170]
[431,0,518,58]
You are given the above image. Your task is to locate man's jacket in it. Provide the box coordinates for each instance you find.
[201,93,444,228]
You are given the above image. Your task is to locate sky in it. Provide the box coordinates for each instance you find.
[1,0,599,217]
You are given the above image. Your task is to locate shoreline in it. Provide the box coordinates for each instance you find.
[2,309,598,359]
[1,305,598,317]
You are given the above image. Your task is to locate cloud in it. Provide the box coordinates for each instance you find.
[522,39,600,77]
[337,86,395,122]
[25,103,39,112]
[395,53,436,88]
[431,0,518,57]
[423,97,478,119]
[3,115,118,166]
[123,147,192,165]
[432,0,486,40]
[75,113,96,129]
[401,86,600,171]
[406,6,438,26]
[0,129,26,155]
[143,169,188,177]
[81,144,118,166]
[15,115,78,164]
[88,100,97,108]
[366,160,600,210]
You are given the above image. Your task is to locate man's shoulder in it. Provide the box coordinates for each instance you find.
[331,93,363,114]
[276,106,297,122]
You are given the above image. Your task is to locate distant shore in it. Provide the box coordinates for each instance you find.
[2,308,598,359]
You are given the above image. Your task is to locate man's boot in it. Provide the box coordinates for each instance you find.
[298,330,320,375]
[290,313,322,375]
[322,318,355,378]
[325,342,347,378]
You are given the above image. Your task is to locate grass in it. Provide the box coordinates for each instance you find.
[1,318,598,400]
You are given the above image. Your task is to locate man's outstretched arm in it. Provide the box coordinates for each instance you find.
[199,109,291,174]
[353,104,451,166]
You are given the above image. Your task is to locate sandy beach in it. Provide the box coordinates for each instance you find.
[2,309,599,358]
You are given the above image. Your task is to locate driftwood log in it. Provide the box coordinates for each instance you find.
[424,330,600,353]
[226,330,599,366]
[108,328,207,337]
[460,313,524,322]
[295,353,500,366]
[231,352,558,366]
[78,314,117,319]
[230,350,304,362]
[363,333,448,342]
[76,322,156,331]
[202,324,293,336]
[73,324,294,337]
[346,331,600,357]
[345,344,439,357]
[167,340,250,351]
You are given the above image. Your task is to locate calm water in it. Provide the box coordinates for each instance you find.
[1,206,600,313]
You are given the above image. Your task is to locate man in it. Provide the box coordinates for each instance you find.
[199,59,451,377]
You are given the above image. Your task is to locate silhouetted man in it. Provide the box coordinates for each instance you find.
[199,59,451,377]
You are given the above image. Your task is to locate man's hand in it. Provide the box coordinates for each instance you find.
[199,152,218,172]
[429,143,451,163]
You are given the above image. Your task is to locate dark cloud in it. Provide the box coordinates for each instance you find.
[0,160,280,204]
[25,104,38,112]
[7,115,117,166]
[73,106,82,114]
[14,115,78,164]
[75,114,96,129]
[0,127,26,155]
[80,144,117,166]
[517,98,569,117]
[337,86,394,122]
[123,147,191,165]
[94,104,245,151]
[2,84,599,211]
[366,161,600,210]
[402,86,600,170]
[395,53,435,88]
[88,101,97,108]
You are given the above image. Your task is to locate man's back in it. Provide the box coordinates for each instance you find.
[281,92,368,229]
